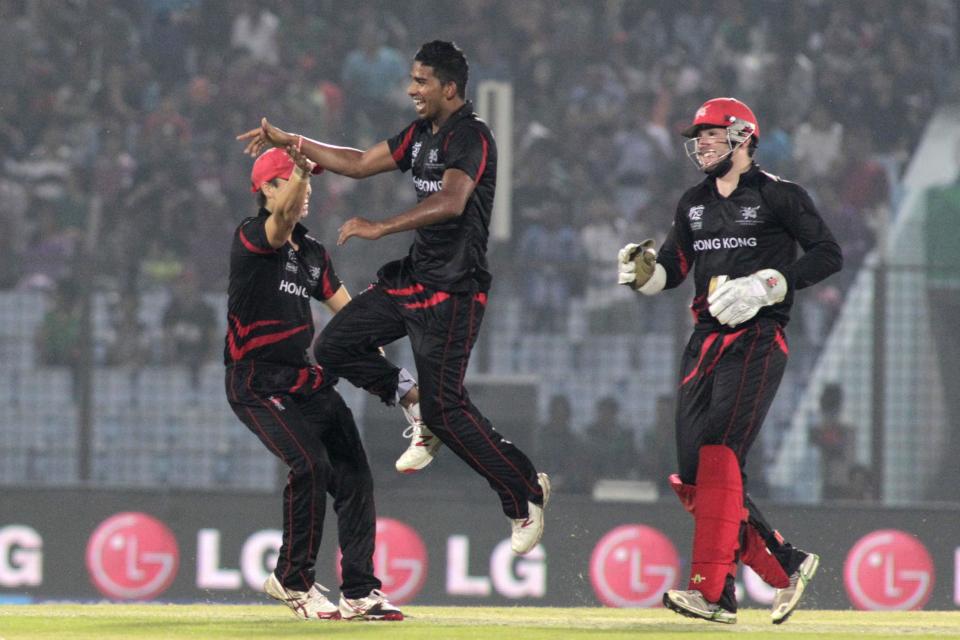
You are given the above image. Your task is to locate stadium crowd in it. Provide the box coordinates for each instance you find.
[5,0,958,492]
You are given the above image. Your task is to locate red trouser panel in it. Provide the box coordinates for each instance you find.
[689,445,744,602]
[670,473,789,588]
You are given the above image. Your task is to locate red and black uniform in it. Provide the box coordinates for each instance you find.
[315,103,544,519]
[658,164,842,602]
[224,211,384,598]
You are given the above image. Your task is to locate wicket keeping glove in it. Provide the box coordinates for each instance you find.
[617,239,657,289]
[707,269,787,327]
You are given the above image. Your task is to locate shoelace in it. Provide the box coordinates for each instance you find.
[402,423,424,439]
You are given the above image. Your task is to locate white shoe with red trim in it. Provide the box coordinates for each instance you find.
[510,473,551,554]
[338,588,404,621]
[263,572,340,620]
[395,402,442,473]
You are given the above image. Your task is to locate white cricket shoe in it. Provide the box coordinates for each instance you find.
[395,402,441,473]
[510,473,551,554]
[663,589,737,624]
[771,552,820,624]
[338,588,404,621]
[263,572,340,620]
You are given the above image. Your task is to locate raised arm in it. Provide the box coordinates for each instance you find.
[237,118,398,179]
[263,145,314,249]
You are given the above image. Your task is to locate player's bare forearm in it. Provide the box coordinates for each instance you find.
[299,138,396,179]
[337,172,473,246]
[237,118,395,178]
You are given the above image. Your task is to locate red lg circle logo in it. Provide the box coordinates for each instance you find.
[337,517,427,604]
[86,512,180,600]
[590,524,680,607]
[844,529,934,610]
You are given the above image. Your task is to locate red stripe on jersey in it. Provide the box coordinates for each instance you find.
[321,267,334,299]
[392,124,417,163]
[677,246,690,278]
[240,228,274,255]
[290,368,309,392]
[227,324,310,361]
[311,366,324,389]
[229,315,284,338]
[384,283,425,296]
[474,292,487,305]
[403,291,450,309]
[474,132,489,184]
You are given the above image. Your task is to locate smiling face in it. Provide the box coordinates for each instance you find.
[407,61,452,122]
[694,127,732,169]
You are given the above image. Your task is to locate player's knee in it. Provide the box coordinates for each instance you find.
[312,335,343,367]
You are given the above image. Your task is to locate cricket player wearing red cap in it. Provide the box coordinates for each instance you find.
[225,145,403,621]
[618,97,842,624]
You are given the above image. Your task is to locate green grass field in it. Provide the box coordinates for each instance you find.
[1,605,959,639]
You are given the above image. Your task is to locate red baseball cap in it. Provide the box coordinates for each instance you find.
[250,147,323,193]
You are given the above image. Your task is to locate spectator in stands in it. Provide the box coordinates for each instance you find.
[161,270,219,385]
[810,383,857,501]
[516,190,584,332]
[583,396,640,486]
[230,1,280,66]
[341,22,407,137]
[536,395,587,493]
[641,394,676,497]
[35,279,82,369]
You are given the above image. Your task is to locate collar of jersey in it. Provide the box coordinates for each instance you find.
[433,100,474,136]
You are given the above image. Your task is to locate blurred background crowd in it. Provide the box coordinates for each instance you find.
[4,0,958,502]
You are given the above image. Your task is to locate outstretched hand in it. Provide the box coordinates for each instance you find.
[338,217,384,246]
[236,117,295,156]
[285,143,317,176]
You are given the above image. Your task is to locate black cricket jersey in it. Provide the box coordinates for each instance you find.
[658,164,842,327]
[224,212,341,367]
[386,101,496,292]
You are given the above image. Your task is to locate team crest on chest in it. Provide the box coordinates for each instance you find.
[308,266,322,280]
[737,205,762,226]
[427,148,439,164]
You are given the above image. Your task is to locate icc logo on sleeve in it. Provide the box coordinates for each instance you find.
[589,524,680,607]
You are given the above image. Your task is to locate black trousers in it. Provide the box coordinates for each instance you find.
[675,318,805,575]
[226,361,379,598]
[675,318,788,483]
[314,281,544,519]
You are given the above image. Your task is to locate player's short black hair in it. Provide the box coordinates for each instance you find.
[414,40,468,98]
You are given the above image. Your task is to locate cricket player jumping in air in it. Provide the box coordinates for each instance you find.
[239,40,549,556]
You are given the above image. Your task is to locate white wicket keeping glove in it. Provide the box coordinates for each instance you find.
[707,269,787,327]
[617,239,657,289]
